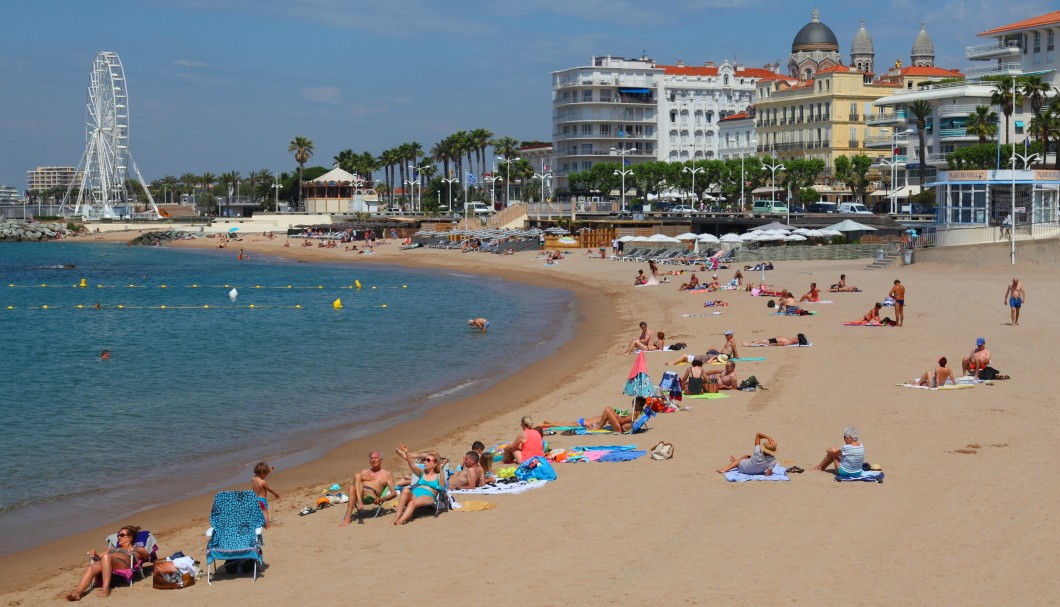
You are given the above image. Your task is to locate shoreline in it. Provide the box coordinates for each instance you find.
[0,233,628,595]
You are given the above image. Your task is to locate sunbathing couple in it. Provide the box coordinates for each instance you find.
[681,358,739,392]
[767,291,810,316]
[621,321,665,354]
[540,397,647,432]
[829,274,861,292]
[666,330,739,365]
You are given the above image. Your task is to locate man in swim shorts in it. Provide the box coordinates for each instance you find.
[961,338,991,379]
[468,318,489,333]
[1004,277,1025,326]
[743,335,801,347]
[340,451,396,526]
[888,279,905,327]
[447,451,485,490]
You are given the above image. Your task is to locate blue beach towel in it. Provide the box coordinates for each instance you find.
[835,471,884,483]
[597,450,647,462]
[724,463,790,482]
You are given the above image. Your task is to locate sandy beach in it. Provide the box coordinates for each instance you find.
[2,230,1057,605]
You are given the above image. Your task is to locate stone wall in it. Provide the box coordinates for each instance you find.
[0,220,70,241]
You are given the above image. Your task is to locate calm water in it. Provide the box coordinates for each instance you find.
[0,242,573,552]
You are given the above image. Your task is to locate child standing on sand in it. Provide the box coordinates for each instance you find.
[252,462,280,529]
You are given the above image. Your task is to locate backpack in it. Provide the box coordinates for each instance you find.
[670,342,686,351]
[797,333,809,346]
[738,376,759,390]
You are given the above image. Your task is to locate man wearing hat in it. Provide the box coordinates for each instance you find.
[716,432,778,476]
[961,338,991,379]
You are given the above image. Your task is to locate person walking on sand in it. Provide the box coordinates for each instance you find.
[1004,278,1025,326]
[888,279,906,326]
[340,451,397,525]
[252,462,280,529]
[468,318,489,333]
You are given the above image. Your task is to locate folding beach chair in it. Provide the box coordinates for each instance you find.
[205,490,265,584]
[96,530,158,587]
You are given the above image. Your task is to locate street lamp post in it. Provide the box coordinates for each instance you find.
[441,177,458,215]
[763,160,785,216]
[1010,151,1041,264]
[402,180,419,213]
[532,172,551,219]
[682,164,704,210]
[610,146,637,213]
[497,157,517,207]
[271,177,281,213]
[727,136,757,211]
[484,174,503,214]
[408,165,421,212]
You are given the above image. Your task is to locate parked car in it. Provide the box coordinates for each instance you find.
[465,201,491,215]
[788,204,806,214]
[807,201,838,213]
[670,205,697,215]
[751,200,788,215]
[838,202,872,215]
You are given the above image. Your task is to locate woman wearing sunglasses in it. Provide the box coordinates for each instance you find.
[392,444,446,525]
[67,525,149,600]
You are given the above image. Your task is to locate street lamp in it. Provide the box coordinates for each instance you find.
[441,177,458,215]
[533,172,551,219]
[682,164,704,209]
[888,127,916,214]
[497,157,517,207]
[407,165,422,212]
[763,159,785,210]
[726,136,757,211]
[271,177,282,213]
[402,179,419,213]
[610,146,637,213]
[1010,151,1041,264]
[484,174,503,214]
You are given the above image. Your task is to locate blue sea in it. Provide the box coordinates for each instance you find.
[0,242,573,553]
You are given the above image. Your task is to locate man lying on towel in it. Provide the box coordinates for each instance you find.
[743,334,808,347]
[846,303,896,326]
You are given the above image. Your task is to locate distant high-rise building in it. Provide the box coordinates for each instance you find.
[26,166,79,194]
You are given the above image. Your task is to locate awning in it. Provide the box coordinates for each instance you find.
[619,87,651,94]
[869,185,923,198]
[1015,121,1025,128]
[752,186,783,194]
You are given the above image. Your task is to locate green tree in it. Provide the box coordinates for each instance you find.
[1021,76,1055,148]
[833,155,873,205]
[780,158,825,206]
[288,136,314,207]
[989,76,1021,145]
[909,99,933,189]
[966,105,999,143]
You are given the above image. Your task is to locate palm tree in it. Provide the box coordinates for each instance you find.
[470,128,494,178]
[990,76,1022,145]
[430,136,458,180]
[909,100,933,189]
[1038,100,1060,169]
[1021,76,1054,144]
[288,136,314,206]
[966,105,999,144]
[378,147,399,204]
[334,149,356,173]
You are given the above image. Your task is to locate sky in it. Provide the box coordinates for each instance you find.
[1,0,1053,191]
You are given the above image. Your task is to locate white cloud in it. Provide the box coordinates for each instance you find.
[302,86,343,104]
[174,59,207,68]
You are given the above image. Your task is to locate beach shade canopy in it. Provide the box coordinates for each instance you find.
[674,232,699,240]
[824,219,878,232]
[756,221,795,231]
[720,233,743,242]
[697,233,720,243]
[545,227,570,235]
[784,234,808,241]
[623,351,655,398]
[618,235,637,242]
[647,234,673,242]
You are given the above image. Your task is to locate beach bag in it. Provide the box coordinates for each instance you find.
[706,376,719,394]
[515,456,557,482]
[153,561,194,589]
[670,342,686,351]
[739,376,759,391]
[797,333,809,346]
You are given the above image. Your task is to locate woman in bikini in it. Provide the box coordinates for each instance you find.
[682,358,708,394]
[392,445,446,525]
[912,357,957,387]
[539,398,647,433]
[67,525,150,600]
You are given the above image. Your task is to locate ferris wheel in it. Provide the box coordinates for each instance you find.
[63,51,158,220]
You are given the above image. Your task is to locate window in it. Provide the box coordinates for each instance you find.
[670,110,677,123]
[582,90,592,101]
[580,144,593,155]
[600,90,612,102]
[1049,30,1055,51]
[1034,31,1041,53]
[600,124,610,135]
[724,74,729,86]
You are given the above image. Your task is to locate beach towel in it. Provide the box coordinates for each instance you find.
[803,300,834,304]
[452,500,495,511]
[724,463,790,482]
[449,481,550,495]
[597,450,647,462]
[898,383,975,391]
[843,322,893,326]
[682,312,723,317]
[682,392,730,399]
[730,357,766,362]
[834,471,884,483]
[771,311,817,316]
[747,342,813,347]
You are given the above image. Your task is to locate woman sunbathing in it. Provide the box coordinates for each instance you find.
[911,357,958,387]
[829,274,861,292]
[67,526,150,600]
[848,303,895,326]
[392,445,446,525]
[540,398,647,433]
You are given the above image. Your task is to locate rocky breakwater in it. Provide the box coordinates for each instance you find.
[0,220,70,242]
[128,230,200,246]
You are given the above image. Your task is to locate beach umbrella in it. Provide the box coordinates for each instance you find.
[623,351,655,399]
[720,233,742,242]
[647,234,672,242]
[824,219,877,232]
[784,234,807,242]
[697,233,720,243]
[756,221,795,231]
[674,232,699,241]
[618,235,636,242]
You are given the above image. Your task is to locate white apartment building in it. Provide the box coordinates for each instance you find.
[26,166,79,193]
[551,55,778,191]
[0,185,20,204]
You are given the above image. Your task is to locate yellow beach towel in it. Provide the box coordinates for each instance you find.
[457,500,496,512]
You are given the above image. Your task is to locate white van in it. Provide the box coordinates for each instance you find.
[751,200,788,216]
[464,202,491,216]
[839,202,872,215]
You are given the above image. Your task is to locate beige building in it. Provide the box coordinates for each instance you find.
[26,166,79,193]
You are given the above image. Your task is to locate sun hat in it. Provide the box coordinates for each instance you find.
[976,337,986,346]
[717,354,729,363]
[760,440,777,456]
[723,330,733,335]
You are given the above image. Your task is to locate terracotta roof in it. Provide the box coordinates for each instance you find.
[978,10,1060,36]
[815,65,858,75]
[718,112,751,122]
[661,65,778,79]
[901,66,964,77]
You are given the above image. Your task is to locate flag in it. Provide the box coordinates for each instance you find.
[466,172,477,186]
[624,159,631,166]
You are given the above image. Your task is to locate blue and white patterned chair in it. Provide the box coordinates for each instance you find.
[205,490,265,584]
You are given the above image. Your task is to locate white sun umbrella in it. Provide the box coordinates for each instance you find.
[618,235,636,242]
[784,234,807,242]
[674,232,699,241]
[647,234,672,242]
[630,236,650,242]
[720,233,742,243]
[697,233,720,242]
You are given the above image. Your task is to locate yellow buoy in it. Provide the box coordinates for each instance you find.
[295,304,302,309]
[381,304,388,308]
[76,304,83,309]
[79,278,87,287]
[160,305,167,309]
[355,280,362,289]
[42,305,49,309]
[402,285,408,288]
[332,298,343,309]
[160,285,167,288]
[117,305,124,309]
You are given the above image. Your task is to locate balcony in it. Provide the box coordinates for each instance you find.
[866,111,906,126]
[939,127,976,141]
[780,119,787,125]
[848,140,859,148]
[964,61,1021,79]
[864,136,897,149]
[966,39,1021,60]
[821,114,830,122]
[938,104,981,118]
[849,113,859,122]
[770,119,777,126]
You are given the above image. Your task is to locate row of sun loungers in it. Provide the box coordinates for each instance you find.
[611,247,732,265]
